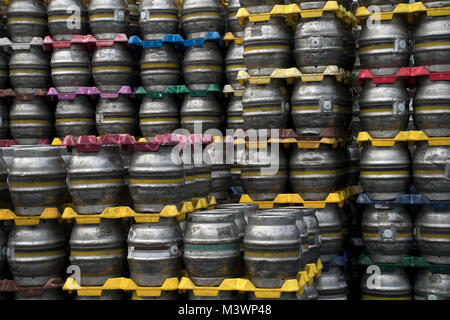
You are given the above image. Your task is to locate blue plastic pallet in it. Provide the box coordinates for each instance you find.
[128,32,224,50]
[357,193,450,209]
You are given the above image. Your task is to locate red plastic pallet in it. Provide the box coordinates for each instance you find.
[358,66,450,87]
[44,33,129,51]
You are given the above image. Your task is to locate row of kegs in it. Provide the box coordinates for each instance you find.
[352,0,450,138]
[359,142,450,202]
[0,136,447,215]
[0,140,361,211]
[1,0,231,42]
[360,267,450,300]
[0,205,334,300]
[362,204,450,265]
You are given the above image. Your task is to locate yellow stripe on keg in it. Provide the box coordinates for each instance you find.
[89,13,115,19]
[303,244,308,249]
[10,120,50,124]
[183,65,222,70]
[70,248,124,256]
[243,107,281,113]
[129,178,184,184]
[290,169,343,175]
[397,233,412,237]
[419,233,450,239]
[415,106,450,111]
[146,14,178,19]
[0,70,8,74]
[228,12,237,17]
[359,108,393,114]
[48,15,88,21]
[9,180,65,187]
[92,66,133,71]
[360,170,410,175]
[181,12,221,20]
[241,171,287,176]
[52,67,90,72]
[0,182,6,187]
[140,118,178,123]
[362,232,378,238]
[244,250,300,258]
[181,116,220,121]
[185,176,196,181]
[14,249,65,258]
[292,105,346,111]
[141,63,179,69]
[69,178,124,185]
[9,69,50,74]
[414,170,445,175]
[227,117,244,121]
[321,232,342,237]
[226,65,246,70]
[230,168,241,172]
[195,174,212,179]
[362,295,411,300]
[292,105,319,110]
[415,41,450,48]
[359,44,395,52]
[363,232,412,238]
[55,118,94,123]
[244,45,290,52]
[102,117,135,121]
[7,17,47,23]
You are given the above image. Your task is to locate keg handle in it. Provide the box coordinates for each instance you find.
[95,113,104,124]
[380,227,395,242]
[319,99,333,113]
[114,8,126,22]
[392,100,406,115]
[140,10,148,22]
[393,36,407,53]
[310,37,321,48]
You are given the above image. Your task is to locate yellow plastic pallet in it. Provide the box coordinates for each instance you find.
[236,67,351,86]
[178,271,310,298]
[306,260,323,280]
[355,2,450,24]
[233,137,348,149]
[192,196,217,210]
[223,32,243,46]
[357,131,450,147]
[236,2,356,26]
[239,186,361,209]
[63,277,179,297]
[63,260,322,298]
[223,84,244,97]
[61,202,195,224]
[0,208,62,225]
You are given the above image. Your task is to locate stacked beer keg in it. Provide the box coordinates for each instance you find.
[356,0,450,300]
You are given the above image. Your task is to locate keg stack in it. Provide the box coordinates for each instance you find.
[48,0,139,140]
[353,0,450,300]
[228,0,362,300]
